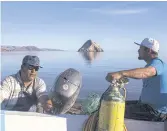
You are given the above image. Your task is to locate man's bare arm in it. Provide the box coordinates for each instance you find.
[120,66,156,79]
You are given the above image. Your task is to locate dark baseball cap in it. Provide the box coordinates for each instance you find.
[22,55,43,68]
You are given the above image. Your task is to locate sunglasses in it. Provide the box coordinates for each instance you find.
[24,64,39,71]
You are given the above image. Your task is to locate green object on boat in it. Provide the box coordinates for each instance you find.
[81,93,100,115]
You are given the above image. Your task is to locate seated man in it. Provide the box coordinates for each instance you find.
[0,55,53,113]
[106,38,167,121]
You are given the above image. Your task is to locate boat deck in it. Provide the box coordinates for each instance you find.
[0,110,166,131]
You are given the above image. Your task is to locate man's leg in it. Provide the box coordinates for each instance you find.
[125,100,157,121]
[125,100,167,121]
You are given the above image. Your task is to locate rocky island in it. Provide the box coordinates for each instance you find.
[78,40,104,52]
[0,46,64,52]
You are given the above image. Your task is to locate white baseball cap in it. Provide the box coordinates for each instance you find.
[134,38,159,53]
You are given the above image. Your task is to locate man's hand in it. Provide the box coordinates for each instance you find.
[43,100,53,113]
[105,72,123,82]
[38,95,53,114]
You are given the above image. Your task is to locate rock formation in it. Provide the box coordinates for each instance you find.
[0,46,64,52]
[78,40,104,52]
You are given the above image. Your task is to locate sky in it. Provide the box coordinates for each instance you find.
[1,1,167,53]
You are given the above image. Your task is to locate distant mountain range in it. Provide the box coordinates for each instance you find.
[1,46,64,52]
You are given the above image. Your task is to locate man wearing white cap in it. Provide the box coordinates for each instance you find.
[106,38,167,121]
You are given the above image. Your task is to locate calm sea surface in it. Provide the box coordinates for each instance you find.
[1,51,167,100]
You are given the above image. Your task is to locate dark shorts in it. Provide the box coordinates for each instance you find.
[125,100,167,122]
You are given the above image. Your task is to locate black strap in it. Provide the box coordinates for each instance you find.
[12,78,38,111]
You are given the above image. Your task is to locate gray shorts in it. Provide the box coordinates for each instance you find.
[125,100,167,122]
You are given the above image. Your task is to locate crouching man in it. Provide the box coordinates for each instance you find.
[0,55,53,113]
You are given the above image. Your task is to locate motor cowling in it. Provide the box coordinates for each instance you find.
[49,68,82,114]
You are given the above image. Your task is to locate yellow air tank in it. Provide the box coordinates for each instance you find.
[97,78,128,131]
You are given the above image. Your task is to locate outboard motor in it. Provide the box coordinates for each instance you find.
[49,68,82,114]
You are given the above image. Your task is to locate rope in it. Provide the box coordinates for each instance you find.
[82,111,98,131]
[83,110,127,131]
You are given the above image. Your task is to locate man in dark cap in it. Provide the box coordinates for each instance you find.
[0,55,53,113]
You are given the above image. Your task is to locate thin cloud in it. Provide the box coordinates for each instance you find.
[90,8,148,15]
[74,8,148,15]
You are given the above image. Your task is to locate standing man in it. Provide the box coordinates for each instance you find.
[106,38,167,121]
[0,55,53,113]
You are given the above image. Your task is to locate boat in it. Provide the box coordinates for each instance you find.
[0,110,166,131]
[0,69,166,131]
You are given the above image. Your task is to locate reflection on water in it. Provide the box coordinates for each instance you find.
[1,51,146,100]
[79,52,101,65]
[2,51,167,100]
